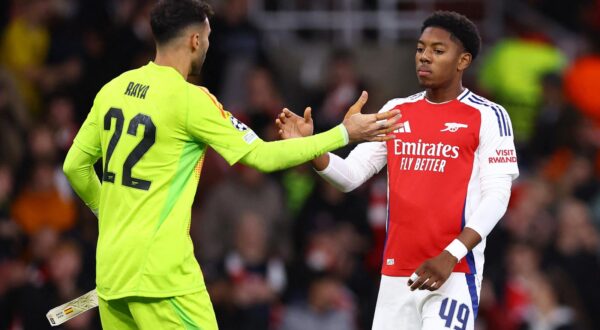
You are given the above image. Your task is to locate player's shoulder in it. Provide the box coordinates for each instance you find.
[459,90,508,115]
[378,91,426,113]
[460,90,513,136]
[187,84,227,119]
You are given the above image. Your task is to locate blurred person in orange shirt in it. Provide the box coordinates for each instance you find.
[11,155,76,235]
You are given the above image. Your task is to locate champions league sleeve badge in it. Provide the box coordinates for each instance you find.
[230,116,249,132]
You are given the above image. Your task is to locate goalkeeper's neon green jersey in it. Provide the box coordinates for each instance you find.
[74,62,261,300]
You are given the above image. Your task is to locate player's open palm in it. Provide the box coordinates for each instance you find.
[408,251,458,291]
[342,91,403,143]
[276,107,314,139]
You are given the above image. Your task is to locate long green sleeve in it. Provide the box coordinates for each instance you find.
[240,124,348,172]
[63,144,102,215]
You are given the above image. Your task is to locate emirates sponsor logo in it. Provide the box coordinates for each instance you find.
[393,139,460,159]
[393,139,460,173]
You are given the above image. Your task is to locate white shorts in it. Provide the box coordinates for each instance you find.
[372,273,482,330]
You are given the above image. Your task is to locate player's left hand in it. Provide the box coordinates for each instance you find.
[276,107,314,139]
[407,251,458,291]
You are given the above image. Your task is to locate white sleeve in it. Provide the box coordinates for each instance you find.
[464,103,518,240]
[465,174,512,239]
[478,104,519,179]
[316,141,387,192]
[315,98,406,192]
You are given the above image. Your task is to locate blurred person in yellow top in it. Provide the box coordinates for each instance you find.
[0,0,51,114]
[61,1,401,329]
[0,0,81,115]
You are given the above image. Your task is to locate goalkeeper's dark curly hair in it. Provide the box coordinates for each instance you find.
[421,11,481,60]
[150,0,214,45]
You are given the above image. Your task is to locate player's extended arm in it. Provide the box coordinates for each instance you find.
[275,95,391,188]
[63,145,101,216]
[239,125,348,172]
[315,142,387,192]
[408,174,512,291]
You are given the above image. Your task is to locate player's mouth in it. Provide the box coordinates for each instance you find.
[417,67,432,77]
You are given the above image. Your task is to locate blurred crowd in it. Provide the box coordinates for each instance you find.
[0,0,599,329]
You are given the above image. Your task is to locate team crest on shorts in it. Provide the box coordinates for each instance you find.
[230,116,249,131]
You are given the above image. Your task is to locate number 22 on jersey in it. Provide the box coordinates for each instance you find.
[103,107,155,191]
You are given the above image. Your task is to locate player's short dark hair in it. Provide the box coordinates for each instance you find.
[421,11,481,60]
[150,0,214,44]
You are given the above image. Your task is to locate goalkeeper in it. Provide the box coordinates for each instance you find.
[61,0,400,329]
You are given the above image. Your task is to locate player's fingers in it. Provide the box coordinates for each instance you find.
[420,274,442,290]
[375,109,400,121]
[283,108,294,118]
[407,272,419,286]
[410,272,430,291]
[419,277,434,290]
[278,112,287,124]
[375,122,403,136]
[368,135,396,142]
[304,107,312,123]
[345,91,368,119]
[428,281,439,291]
[410,276,426,291]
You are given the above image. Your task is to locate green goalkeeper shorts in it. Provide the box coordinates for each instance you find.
[98,290,218,330]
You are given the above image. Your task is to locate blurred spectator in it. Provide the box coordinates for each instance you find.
[212,211,286,330]
[497,241,543,330]
[0,0,53,114]
[279,276,356,330]
[280,165,317,218]
[196,165,289,266]
[564,52,600,122]
[0,0,81,116]
[0,67,29,169]
[201,0,269,110]
[478,34,567,143]
[0,164,21,261]
[313,49,367,132]
[294,181,370,256]
[529,73,581,163]
[10,238,98,329]
[105,0,155,74]
[551,199,600,328]
[245,66,285,140]
[47,94,78,155]
[521,271,579,330]
[292,180,381,327]
[11,158,76,235]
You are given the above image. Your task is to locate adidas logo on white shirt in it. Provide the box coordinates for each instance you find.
[394,121,411,133]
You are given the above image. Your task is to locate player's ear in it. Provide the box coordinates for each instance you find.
[191,33,201,51]
[457,52,471,72]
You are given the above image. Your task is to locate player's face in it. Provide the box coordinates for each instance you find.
[190,19,211,76]
[415,27,470,89]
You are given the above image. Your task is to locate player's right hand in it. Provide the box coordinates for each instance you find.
[342,91,402,143]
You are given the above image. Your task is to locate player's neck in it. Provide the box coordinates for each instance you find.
[154,50,190,79]
[425,82,465,103]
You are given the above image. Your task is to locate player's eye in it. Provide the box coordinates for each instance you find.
[416,47,424,53]
[434,49,445,55]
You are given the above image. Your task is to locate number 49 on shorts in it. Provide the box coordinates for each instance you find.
[439,297,470,330]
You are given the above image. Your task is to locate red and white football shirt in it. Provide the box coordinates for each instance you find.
[329,89,519,277]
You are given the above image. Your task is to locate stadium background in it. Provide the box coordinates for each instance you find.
[0,0,599,329]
